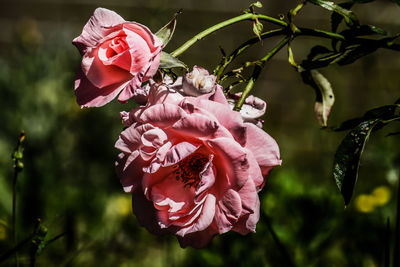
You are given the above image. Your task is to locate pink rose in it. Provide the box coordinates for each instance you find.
[73,8,163,107]
[115,82,281,248]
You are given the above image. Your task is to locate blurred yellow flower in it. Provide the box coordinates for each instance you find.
[114,195,132,216]
[355,194,376,213]
[355,186,392,213]
[371,186,391,206]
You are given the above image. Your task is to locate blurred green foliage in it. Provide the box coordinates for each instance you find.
[0,1,399,266]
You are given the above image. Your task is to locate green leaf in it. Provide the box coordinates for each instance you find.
[159,51,188,70]
[333,104,400,131]
[287,43,298,69]
[332,103,400,205]
[301,45,338,69]
[307,0,359,27]
[335,44,378,65]
[331,1,354,33]
[333,119,380,205]
[330,1,354,51]
[155,11,179,47]
[253,20,263,40]
[301,43,379,69]
[301,70,335,126]
[251,1,263,8]
[340,25,387,37]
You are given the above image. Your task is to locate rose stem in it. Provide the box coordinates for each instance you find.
[214,28,287,79]
[234,36,290,111]
[170,13,287,58]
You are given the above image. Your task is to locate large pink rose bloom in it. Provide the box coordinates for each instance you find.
[73,8,163,107]
[115,83,281,248]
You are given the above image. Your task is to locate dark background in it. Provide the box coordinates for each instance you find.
[0,0,399,266]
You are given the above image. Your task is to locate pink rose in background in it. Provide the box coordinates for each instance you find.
[73,8,163,107]
[115,82,281,248]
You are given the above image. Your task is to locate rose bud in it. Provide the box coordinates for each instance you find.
[182,66,217,96]
[73,8,163,107]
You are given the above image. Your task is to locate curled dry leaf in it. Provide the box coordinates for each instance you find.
[310,70,335,127]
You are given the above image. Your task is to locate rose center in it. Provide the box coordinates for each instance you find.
[172,153,208,188]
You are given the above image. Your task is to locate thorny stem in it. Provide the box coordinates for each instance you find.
[171,13,287,57]
[170,10,348,59]
[234,36,290,111]
[214,28,287,79]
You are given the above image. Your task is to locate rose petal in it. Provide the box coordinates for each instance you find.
[72,8,125,55]
[82,47,133,89]
[197,84,229,105]
[115,152,144,193]
[191,98,247,147]
[177,224,218,249]
[214,189,242,233]
[74,68,130,108]
[134,103,186,127]
[236,178,258,215]
[195,155,215,202]
[172,113,220,138]
[162,142,200,167]
[245,123,282,176]
[232,196,260,235]
[115,123,155,154]
[175,194,216,237]
[132,191,169,235]
[123,23,163,53]
[207,137,249,191]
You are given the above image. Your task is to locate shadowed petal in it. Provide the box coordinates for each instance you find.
[245,122,282,176]
[214,189,242,233]
[74,69,130,108]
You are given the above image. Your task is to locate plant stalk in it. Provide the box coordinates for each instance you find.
[171,13,287,57]
[234,36,290,111]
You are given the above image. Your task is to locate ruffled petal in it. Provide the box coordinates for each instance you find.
[197,84,229,105]
[115,123,155,154]
[214,189,242,233]
[188,98,247,146]
[232,196,260,235]
[206,137,249,191]
[133,103,186,128]
[244,123,282,176]
[175,194,216,236]
[72,8,125,55]
[172,113,220,138]
[236,178,258,215]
